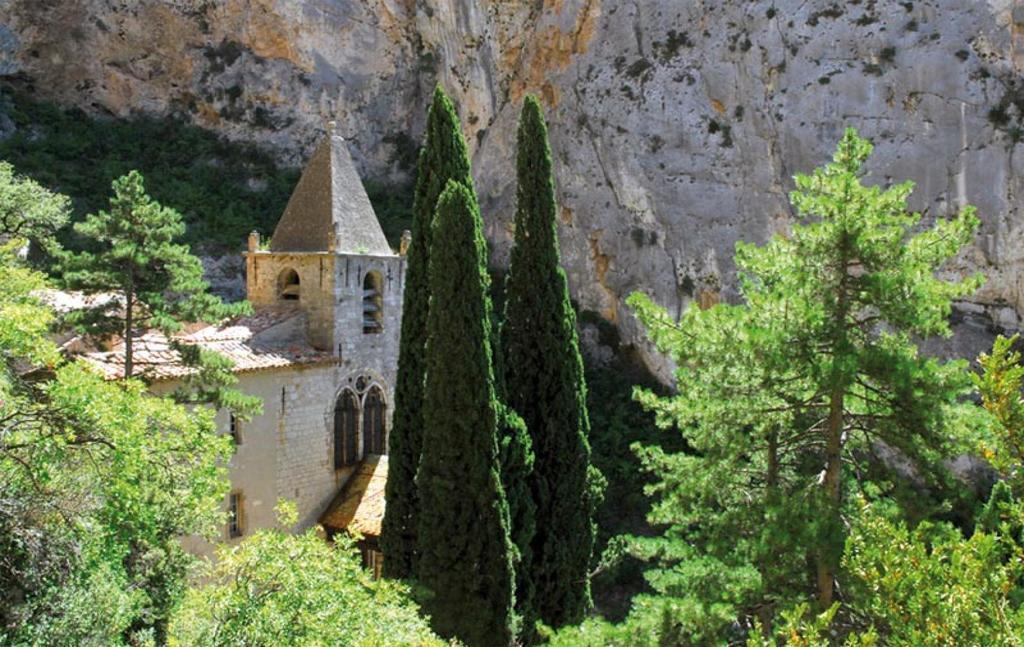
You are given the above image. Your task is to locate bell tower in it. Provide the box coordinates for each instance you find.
[243,122,405,369]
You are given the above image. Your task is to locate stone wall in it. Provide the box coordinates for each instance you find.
[246,250,337,351]
[174,361,397,559]
[333,252,404,392]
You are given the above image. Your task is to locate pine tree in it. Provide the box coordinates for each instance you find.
[382,86,475,578]
[60,171,259,416]
[417,180,516,646]
[626,128,981,636]
[502,95,598,628]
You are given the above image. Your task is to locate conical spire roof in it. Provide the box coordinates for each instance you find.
[270,123,392,255]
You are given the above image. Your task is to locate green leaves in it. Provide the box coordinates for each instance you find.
[416,179,515,646]
[383,86,476,579]
[502,94,595,631]
[1,176,231,644]
[622,127,982,636]
[60,170,253,410]
[0,161,70,255]
[974,334,1024,489]
[841,499,1024,645]
[169,524,445,647]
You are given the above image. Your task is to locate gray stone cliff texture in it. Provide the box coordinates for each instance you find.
[1,0,1022,379]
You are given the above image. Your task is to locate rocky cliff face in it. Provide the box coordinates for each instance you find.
[2,0,1023,379]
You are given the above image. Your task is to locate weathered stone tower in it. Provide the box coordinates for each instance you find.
[244,122,404,390]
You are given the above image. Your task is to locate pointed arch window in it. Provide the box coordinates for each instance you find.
[334,390,359,469]
[362,386,386,455]
[362,272,383,334]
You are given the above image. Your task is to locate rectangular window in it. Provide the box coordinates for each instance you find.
[229,413,241,445]
[228,492,244,538]
[363,547,384,580]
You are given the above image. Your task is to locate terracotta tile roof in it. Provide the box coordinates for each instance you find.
[319,455,388,540]
[37,289,123,315]
[79,306,336,381]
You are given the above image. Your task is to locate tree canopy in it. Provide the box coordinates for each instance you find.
[169,503,445,647]
[502,95,599,630]
[616,128,982,640]
[382,86,475,579]
[0,239,231,644]
[416,180,516,646]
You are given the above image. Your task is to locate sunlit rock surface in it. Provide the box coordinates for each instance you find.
[2,0,1022,379]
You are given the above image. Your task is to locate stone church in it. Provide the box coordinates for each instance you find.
[84,123,404,566]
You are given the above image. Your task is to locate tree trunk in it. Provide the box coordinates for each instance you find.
[817,386,843,607]
[758,428,781,633]
[124,280,134,380]
[818,229,851,608]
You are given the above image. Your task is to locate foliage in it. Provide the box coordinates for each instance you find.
[0,87,298,252]
[584,356,682,619]
[497,401,537,637]
[0,161,70,255]
[168,503,445,647]
[0,242,231,644]
[417,180,515,646]
[625,127,982,638]
[974,334,1024,489]
[169,341,262,420]
[745,603,877,647]
[501,95,598,630]
[840,498,1024,645]
[383,86,474,579]
[59,170,256,420]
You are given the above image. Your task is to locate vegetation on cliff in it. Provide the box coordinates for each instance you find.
[0,88,413,253]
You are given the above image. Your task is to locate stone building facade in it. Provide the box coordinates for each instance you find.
[84,123,404,556]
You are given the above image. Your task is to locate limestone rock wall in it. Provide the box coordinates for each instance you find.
[2,0,1023,379]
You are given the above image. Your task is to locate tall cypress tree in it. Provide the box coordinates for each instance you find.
[417,180,516,646]
[382,87,474,578]
[497,401,536,636]
[502,95,598,628]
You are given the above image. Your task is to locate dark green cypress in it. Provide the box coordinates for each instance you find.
[381,86,474,578]
[417,180,516,646]
[498,401,536,637]
[501,95,599,628]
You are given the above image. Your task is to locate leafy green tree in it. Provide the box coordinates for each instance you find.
[501,95,598,628]
[59,170,259,418]
[383,86,475,578]
[170,342,262,420]
[417,180,516,646]
[0,241,231,644]
[840,498,1024,645]
[169,502,445,647]
[0,160,70,254]
[626,127,981,636]
[974,334,1024,490]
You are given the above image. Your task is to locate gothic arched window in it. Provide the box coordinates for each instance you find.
[334,390,359,469]
[362,272,383,334]
[362,386,386,455]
